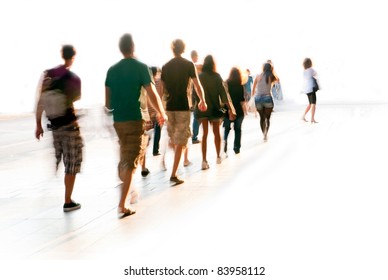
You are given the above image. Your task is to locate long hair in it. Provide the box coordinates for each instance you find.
[202,55,216,73]
[227,67,242,85]
[262,62,277,84]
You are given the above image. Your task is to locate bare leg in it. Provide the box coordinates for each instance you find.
[302,104,311,121]
[310,104,317,123]
[211,120,222,159]
[171,144,183,178]
[64,174,76,204]
[118,168,135,209]
[201,120,209,162]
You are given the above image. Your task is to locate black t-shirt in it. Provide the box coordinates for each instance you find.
[161,57,196,111]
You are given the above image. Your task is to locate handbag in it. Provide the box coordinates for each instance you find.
[247,96,256,113]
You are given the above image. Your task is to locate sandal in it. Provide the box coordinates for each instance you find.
[118,207,136,219]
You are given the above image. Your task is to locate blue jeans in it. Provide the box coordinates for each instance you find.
[192,116,200,141]
[223,115,244,152]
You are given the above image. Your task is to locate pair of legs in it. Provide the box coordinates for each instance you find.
[223,115,244,154]
[114,120,145,217]
[302,92,317,123]
[166,111,191,184]
[200,118,222,168]
[255,95,274,141]
[53,124,83,211]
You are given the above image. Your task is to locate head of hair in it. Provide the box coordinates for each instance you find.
[202,55,216,73]
[262,62,277,84]
[61,45,76,60]
[171,39,185,56]
[150,66,159,76]
[227,67,242,84]
[191,50,198,59]
[119,33,134,55]
[303,58,312,69]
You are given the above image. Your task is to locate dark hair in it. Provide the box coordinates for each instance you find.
[303,58,312,69]
[119,33,134,55]
[202,55,216,73]
[61,45,76,60]
[150,66,159,76]
[171,39,185,55]
[262,62,277,84]
[227,67,242,85]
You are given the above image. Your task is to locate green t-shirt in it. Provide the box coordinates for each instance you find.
[105,58,152,122]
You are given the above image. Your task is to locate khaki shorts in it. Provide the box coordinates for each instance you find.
[114,121,146,174]
[166,111,191,146]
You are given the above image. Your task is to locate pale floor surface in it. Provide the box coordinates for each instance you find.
[1,103,388,279]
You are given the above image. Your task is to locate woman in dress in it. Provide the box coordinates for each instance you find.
[195,55,235,170]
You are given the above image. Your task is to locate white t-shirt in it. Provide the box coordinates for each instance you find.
[302,67,318,94]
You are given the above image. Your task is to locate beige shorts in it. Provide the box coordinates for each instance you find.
[114,120,146,173]
[166,111,191,146]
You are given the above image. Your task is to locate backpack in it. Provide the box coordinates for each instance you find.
[41,71,70,120]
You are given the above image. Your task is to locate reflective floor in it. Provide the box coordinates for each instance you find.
[1,103,387,279]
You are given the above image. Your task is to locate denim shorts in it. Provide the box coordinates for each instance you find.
[254,95,274,110]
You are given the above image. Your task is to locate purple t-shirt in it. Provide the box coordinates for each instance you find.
[45,65,81,103]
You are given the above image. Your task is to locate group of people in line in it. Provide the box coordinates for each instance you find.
[34,33,320,219]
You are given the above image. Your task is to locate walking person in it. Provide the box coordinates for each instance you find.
[190,50,203,144]
[251,62,279,141]
[224,67,246,155]
[161,39,207,185]
[105,33,167,218]
[195,55,236,170]
[301,58,319,123]
[35,45,83,212]
[149,66,163,156]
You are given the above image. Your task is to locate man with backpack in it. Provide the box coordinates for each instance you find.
[35,45,83,212]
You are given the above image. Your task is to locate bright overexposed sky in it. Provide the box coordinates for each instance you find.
[0,0,387,113]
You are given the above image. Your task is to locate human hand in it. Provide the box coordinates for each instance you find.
[157,113,168,126]
[229,111,237,121]
[198,100,207,112]
[35,125,44,140]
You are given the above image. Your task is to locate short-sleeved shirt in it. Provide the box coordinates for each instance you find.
[105,58,153,122]
[302,67,317,94]
[227,80,245,117]
[161,57,196,111]
[45,65,81,104]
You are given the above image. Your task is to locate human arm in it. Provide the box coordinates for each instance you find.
[104,86,114,115]
[35,73,46,140]
[35,95,44,140]
[192,77,207,112]
[144,84,167,126]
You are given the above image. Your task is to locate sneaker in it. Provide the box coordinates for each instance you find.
[63,201,81,212]
[216,157,222,164]
[202,161,210,170]
[170,176,184,185]
[153,152,161,156]
[141,168,150,177]
[183,160,192,167]
[192,139,200,144]
[118,207,136,219]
